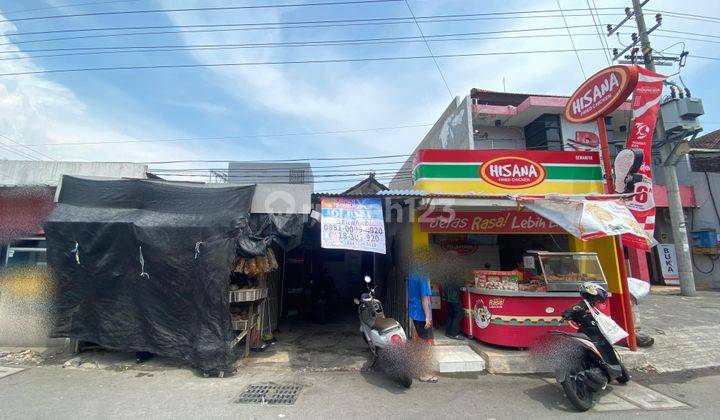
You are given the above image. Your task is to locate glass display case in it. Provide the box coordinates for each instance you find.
[532,251,607,292]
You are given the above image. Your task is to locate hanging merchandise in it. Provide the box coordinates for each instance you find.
[621,67,667,249]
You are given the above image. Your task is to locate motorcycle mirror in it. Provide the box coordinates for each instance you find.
[353,298,360,305]
[364,276,372,284]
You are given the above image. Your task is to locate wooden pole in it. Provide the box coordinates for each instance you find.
[597,116,637,351]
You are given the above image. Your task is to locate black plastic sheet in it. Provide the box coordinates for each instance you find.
[45,176,267,372]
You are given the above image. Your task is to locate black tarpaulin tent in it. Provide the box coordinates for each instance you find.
[45,175,303,372]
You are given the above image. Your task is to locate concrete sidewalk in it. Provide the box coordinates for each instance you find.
[634,287,720,372]
[470,287,720,374]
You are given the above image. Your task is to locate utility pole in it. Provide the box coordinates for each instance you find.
[630,0,696,296]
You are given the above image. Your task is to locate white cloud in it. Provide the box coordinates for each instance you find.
[0,12,197,164]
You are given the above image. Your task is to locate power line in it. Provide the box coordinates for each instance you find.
[156,174,411,184]
[152,170,410,179]
[148,163,409,172]
[0,141,40,160]
[0,12,630,39]
[4,124,430,148]
[148,159,410,170]
[0,140,38,160]
[0,47,609,77]
[2,0,147,16]
[649,9,720,23]
[0,20,608,48]
[0,0,404,24]
[0,32,620,62]
[658,29,720,39]
[557,0,586,79]
[404,0,453,99]
[0,133,55,160]
[143,153,412,164]
[588,0,612,66]
[151,168,408,175]
[149,162,409,170]
[654,34,720,45]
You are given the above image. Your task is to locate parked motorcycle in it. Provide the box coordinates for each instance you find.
[550,283,630,411]
[354,276,412,388]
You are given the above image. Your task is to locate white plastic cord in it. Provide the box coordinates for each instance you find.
[139,245,150,279]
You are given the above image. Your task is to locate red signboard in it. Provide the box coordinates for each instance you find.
[564,65,639,123]
[479,157,547,189]
[420,210,566,234]
[621,67,667,249]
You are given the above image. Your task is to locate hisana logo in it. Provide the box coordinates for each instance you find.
[488,163,539,179]
[571,72,620,116]
[564,65,638,124]
[480,157,546,189]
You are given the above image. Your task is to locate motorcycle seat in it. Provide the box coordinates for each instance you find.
[549,330,592,341]
[371,317,399,332]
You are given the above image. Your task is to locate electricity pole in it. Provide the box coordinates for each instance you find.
[630,0,696,296]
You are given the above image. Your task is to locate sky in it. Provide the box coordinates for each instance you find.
[0,0,717,191]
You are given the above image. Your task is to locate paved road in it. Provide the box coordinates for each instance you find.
[1,363,718,419]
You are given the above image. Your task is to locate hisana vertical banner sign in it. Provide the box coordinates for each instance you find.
[621,67,667,249]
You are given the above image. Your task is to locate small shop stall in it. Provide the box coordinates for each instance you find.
[408,149,651,348]
[45,176,305,375]
[462,251,611,348]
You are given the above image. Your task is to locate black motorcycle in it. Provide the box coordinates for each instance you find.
[549,284,630,411]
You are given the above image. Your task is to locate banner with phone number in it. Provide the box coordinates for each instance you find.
[321,197,386,254]
[622,67,667,249]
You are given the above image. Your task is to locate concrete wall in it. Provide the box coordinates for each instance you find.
[0,161,148,186]
[653,158,720,287]
[473,126,525,150]
[687,171,720,286]
[228,162,314,187]
[250,184,312,214]
[390,96,473,189]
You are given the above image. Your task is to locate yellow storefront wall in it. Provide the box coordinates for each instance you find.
[569,237,623,294]
[412,213,624,296]
[414,179,605,195]
[411,166,623,296]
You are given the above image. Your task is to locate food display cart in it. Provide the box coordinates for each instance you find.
[460,252,611,348]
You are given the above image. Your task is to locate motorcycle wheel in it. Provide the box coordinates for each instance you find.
[399,374,413,389]
[561,368,595,412]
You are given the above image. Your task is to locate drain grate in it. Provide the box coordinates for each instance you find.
[237,383,303,405]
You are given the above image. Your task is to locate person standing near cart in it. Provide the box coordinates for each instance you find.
[443,283,465,340]
[408,269,438,383]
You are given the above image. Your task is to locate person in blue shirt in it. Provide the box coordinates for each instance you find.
[408,270,438,383]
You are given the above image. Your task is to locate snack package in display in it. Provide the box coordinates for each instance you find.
[474,270,520,291]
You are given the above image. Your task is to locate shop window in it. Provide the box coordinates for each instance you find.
[524,114,562,151]
[4,237,47,267]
